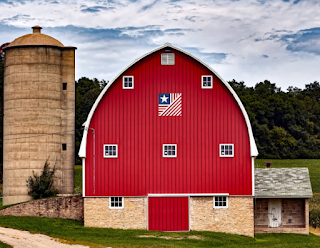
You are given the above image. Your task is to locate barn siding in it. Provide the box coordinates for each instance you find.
[85,48,252,196]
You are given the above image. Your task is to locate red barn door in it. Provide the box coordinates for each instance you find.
[148,197,189,231]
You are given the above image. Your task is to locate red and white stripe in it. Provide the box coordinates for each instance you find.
[158,93,182,116]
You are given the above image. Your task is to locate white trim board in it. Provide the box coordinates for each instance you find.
[148,193,229,197]
[78,43,258,158]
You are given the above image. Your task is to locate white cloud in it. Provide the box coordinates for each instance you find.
[0,0,320,89]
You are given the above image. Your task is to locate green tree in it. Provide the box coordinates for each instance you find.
[75,77,107,164]
[26,157,58,199]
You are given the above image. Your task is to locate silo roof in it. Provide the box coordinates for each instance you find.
[7,26,64,48]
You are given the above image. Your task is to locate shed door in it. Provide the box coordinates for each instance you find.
[148,197,189,231]
[268,199,282,228]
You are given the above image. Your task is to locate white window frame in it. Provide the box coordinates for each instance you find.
[109,197,124,209]
[219,144,234,157]
[103,144,118,158]
[213,196,228,209]
[122,76,134,89]
[161,53,175,65]
[201,75,213,89]
[162,144,177,158]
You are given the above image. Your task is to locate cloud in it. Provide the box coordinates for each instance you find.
[183,47,228,64]
[81,6,115,13]
[141,0,159,11]
[281,27,320,55]
[262,55,269,58]
[2,14,35,23]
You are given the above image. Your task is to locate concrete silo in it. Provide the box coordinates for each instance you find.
[3,26,76,205]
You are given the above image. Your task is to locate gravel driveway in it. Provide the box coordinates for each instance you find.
[0,227,89,248]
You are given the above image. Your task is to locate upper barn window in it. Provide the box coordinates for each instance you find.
[123,76,134,89]
[161,53,175,65]
[163,144,177,158]
[104,144,118,158]
[220,144,234,157]
[202,76,213,89]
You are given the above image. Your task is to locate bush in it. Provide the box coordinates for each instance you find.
[26,157,58,199]
[310,209,320,228]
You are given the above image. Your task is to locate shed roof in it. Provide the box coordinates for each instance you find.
[255,168,313,198]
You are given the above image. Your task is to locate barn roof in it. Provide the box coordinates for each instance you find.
[79,43,259,158]
[255,168,313,198]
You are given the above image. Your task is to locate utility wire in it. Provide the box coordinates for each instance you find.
[3,128,84,141]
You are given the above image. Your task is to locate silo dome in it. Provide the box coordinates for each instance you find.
[8,26,64,48]
[3,26,76,205]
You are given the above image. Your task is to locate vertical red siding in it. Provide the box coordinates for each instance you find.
[85,48,252,196]
[148,197,189,231]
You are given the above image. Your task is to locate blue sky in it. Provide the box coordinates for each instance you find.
[0,0,319,90]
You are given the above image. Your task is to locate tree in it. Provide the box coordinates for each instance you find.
[26,157,58,199]
[75,77,107,164]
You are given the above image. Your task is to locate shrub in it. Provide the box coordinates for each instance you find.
[310,209,320,228]
[26,157,58,199]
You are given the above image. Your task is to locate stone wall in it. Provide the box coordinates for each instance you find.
[254,198,309,234]
[0,195,83,221]
[190,196,254,237]
[84,197,147,229]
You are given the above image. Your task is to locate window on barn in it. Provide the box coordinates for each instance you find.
[109,197,124,209]
[123,76,134,89]
[163,144,177,158]
[161,53,175,65]
[104,144,118,158]
[201,76,213,89]
[214,196,228,208]
[219,144,234,157]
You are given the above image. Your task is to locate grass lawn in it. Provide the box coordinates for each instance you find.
[0,241,11,248]
[255,159,320,193]
[0,216,320,247]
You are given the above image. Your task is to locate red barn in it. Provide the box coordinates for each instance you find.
[79,43,258,236]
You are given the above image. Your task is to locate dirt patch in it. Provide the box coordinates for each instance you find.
[0,227,89,248]
[310,227,320,236]
[137,234,204,240]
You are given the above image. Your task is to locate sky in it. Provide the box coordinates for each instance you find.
[0,0,319,90]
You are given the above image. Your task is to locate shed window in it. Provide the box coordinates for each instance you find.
[109,197,124,209]
[201,76,213,89]
[214,196,228,208]
[161,53,175,65]
[163,144,177,158]
[220,144,234,157]
[123,76,134,89]
[104,144,118,158]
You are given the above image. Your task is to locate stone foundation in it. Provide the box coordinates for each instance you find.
[0,195,83,221]
[84,197,147,229]
[190,196,254,237]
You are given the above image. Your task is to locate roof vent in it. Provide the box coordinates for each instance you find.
[32,25,42,34]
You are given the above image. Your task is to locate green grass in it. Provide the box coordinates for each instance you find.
[0,241,11,248]
[0,216,320,247]
[255,159,320,193]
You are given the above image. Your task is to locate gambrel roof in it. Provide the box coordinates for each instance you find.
[79,43,259,158]
[255,168,313,198]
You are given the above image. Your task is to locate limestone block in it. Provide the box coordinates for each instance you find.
[19,160,30,169]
